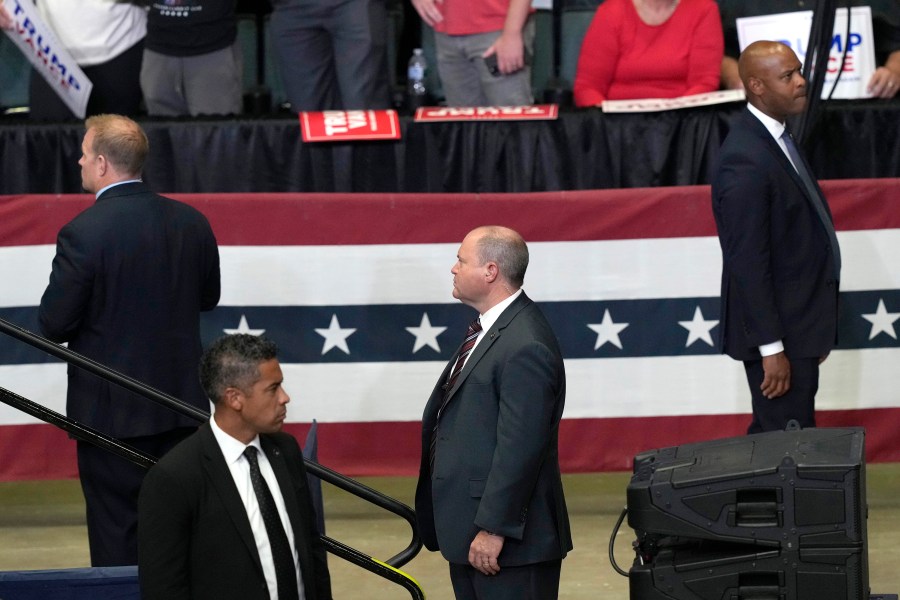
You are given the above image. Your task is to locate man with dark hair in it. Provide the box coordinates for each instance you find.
[712,41,841,433]
[139,334,332,600]
[415,226,572,600]
[38,114,220,566]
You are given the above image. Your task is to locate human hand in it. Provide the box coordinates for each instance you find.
[410,0,443,28]
[760,352,790,399]
[866,66,899,99]
[0,0,15,31]
[468,530,504,575]
[482,30,524,76]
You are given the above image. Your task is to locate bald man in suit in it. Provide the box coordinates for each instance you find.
[712,41,841,433]
[415,226,572,600]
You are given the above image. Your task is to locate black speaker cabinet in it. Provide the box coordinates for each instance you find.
[627,427,868,600]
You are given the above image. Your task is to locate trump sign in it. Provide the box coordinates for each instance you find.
[737,7,877,99]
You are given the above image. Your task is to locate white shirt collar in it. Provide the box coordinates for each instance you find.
[96,179,142,199]
[478,288,523,335]
[210,413,261,465]
[747,102,787,142]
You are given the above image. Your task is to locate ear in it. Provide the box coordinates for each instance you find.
[746,76,764,97]
[223,386,244,411]
[484,262,499,283]
[96,154,109,177]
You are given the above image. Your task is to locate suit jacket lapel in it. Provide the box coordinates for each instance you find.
[743,109,824,209]
[443,293,533,403]
[199,424,265,576]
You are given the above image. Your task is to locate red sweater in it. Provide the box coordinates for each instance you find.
[573,0,724,106]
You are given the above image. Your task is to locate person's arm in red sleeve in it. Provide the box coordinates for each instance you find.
[683,0,724,96]
[573,2,620,107]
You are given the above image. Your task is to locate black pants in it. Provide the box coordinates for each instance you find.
[76,426,195,566]
[744,356,819,434]
[29,38,144,121]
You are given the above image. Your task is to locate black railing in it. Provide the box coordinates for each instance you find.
[0,316,424,598]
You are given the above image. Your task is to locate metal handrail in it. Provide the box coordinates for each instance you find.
[0,386,156,470]
[0,316,424,595]
[304,459,421,568]
[0,317,207,423]
[0,384,425,598]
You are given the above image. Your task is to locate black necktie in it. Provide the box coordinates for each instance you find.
[781,129,842,279]
[244,446,299,600]
[429,318,482,471]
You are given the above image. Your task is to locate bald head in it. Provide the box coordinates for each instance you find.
[471,226,529,288]
[451,226,529,313]
[739,41,807,122]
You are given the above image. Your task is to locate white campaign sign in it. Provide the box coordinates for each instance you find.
[737,7,877,99]
[2,0,92,118]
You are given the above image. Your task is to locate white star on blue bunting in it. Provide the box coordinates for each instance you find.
[405,312,447,353]
[862,299,900,340]
[678,306,719,347]
[587,309,629,350]
[224,314,266,336]
[315,314,357,355]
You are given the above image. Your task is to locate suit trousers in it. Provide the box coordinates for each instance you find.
[744,357,819,434]
[77,426,196,566]
[448,559,562,600]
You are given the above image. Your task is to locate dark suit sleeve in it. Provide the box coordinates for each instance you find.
[475,340,561,540]
[38,223,94,342]
[199,217,221,311]
[138,465,193,600]
[714,149,785,347]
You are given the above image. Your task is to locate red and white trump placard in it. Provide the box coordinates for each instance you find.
[300,110,401,142]
[414,104,559,122]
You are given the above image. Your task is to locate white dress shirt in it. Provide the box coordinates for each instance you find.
[210,416,305,600]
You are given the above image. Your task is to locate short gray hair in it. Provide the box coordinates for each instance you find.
[199,335,278,404]
[475,226,529,288]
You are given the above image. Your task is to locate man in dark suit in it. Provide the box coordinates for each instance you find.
[712,41,841,434]
[38,114,221,565]
[415,226,572,600]
[138,334,331,600]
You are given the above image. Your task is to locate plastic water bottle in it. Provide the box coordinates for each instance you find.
[407,48,427,110]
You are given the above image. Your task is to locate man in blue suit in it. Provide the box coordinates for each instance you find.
[712,41,841,434]
[38,114,221,565]
[415,226,572,600]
